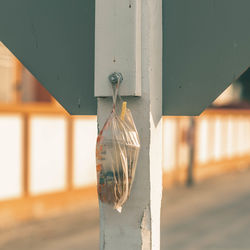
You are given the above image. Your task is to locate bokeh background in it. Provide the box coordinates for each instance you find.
[1,41,250,249]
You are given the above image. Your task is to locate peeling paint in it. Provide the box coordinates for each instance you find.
[141,206,151,250]
[97,0,162,249]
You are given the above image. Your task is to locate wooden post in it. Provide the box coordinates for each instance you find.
[66,116,74,191]
[22,114,30,197]
[96,0,162,249]
[187,117,196,187]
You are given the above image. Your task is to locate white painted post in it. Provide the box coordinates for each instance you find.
[96,0,162,249]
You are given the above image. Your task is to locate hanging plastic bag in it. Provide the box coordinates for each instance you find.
[96,81,140,212]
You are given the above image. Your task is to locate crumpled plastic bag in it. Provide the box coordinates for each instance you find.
[96,83,140,212]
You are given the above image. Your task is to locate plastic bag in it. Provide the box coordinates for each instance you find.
[96,82,140,212]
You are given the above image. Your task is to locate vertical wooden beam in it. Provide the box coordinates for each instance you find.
[186,117,196,187]
[96,1,162,249]
[95,0,141,97]
[66,116,74,191]
[174,118,181,185]
[22,114,30,197]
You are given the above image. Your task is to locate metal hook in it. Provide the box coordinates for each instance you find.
[109,72,123,85]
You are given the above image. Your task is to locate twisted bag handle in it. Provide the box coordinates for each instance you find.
[111,80,120,113]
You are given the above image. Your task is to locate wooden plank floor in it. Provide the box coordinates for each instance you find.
[1,168,250,250]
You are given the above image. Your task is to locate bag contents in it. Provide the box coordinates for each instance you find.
[96,82,140,212]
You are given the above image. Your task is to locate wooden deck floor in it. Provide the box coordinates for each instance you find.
[1,168,250,250]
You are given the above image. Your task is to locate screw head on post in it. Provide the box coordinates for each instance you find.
[109,72,123,85]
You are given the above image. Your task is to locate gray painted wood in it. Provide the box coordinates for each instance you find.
[97,1,162,248]
[1,1,250,116]
[95,0,141,97]
[0,0,96,115]
[163,0,250,115]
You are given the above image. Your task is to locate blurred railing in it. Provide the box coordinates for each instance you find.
[163,109,250,187]
[0,103,97,202]
[1,105,250,222]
